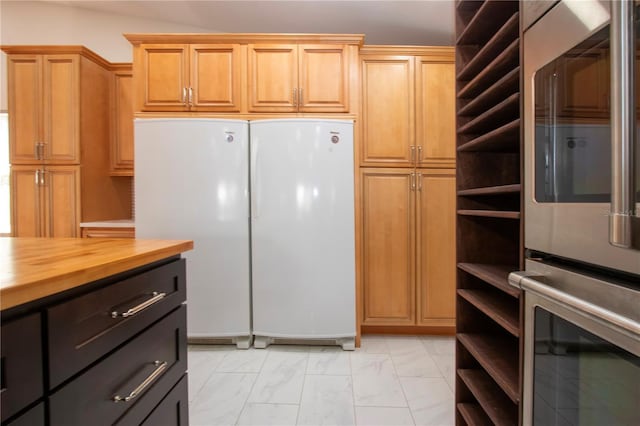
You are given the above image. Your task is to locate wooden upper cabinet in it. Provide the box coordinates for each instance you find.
[248,44,298,112]
[416,60,456,167]
[298,44,349,112]
[138,44,189,111]
[7,55,41,164]
[110,68,134,175]
[361,56,415,166]
[136,43,242,112]
[360,47,455,168]
[416,171,456,326]
[361,168,416,325]
[190,44,243,111]
[248,43,350,112]
[7,54,80,164]
[126,34,363,114]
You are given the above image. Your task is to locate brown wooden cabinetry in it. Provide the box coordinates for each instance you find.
[455,1,523,424]
[248,43,350,112]
[361,168,456,329]
[126,34,363,115]
[135,43,243,112]
[7,54,79,165]
[2,46,133,237]
[359,46,456,335]
[110,65,134,175]
[360,47,456,168]
[10,165,80,237]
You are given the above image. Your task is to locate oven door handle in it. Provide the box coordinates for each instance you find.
[610,0,639,249]
[508,271,640,336]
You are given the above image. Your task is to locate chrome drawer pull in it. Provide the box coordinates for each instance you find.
[111,292,166,319]
[113,360,167,403]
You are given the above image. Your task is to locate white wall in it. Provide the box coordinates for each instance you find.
[0,0,215,110]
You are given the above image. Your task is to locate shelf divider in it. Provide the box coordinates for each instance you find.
[458,38,519,99]
[458,184,521,196]
[457,119,520,152]
[457,263,520,298]
[458,369,519,426]
[458,67,519,117]
[458,289,520,337]
[458,334,520,403]
[457,93,520,135]
[457,403,493,426]
[457,12,519,81]
[457,210,520,219]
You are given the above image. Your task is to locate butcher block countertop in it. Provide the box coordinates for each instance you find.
[0,238,193,310]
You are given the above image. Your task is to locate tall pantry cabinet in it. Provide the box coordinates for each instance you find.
[359,46,457,332]
[3,46,132,237]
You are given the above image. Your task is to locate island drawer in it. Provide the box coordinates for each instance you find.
[0,313,43,423]
[47,258,186,389]
[49,305,187,425]
[139,374,189,426]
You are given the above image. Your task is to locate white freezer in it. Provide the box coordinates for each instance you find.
[250,119,356,349]
[135,118,251,348]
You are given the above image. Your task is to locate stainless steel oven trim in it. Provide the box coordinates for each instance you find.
[510,260,640,426]
[524,0,640,275]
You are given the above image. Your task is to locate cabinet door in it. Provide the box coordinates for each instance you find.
[42,55,80,164]
[248,44,298,112]
[111,70,134,175]
[138,45,189,111]
[416,60,456,167]
[416,171,456,326]
[298,44,349,112]
[190,44,243,112]
[361,56,415,166]
[361,169,416,325]
[43,166,80,238]
[7,55,42,164]
[11,166,42,237]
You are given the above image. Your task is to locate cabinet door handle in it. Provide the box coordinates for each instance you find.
[182,87,187,105]
[410,172,416,191]
[112,360,168,403]
[110,292,166,318]
[293,88,298,107]
[417,172,422,191]
[410,146,416,164]
[34,170,40,186]
[299,88,303,107]
[188,87,193,106]
[417,146,423,163]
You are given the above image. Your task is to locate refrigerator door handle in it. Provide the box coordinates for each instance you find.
[250,139,259,219]
[610,0,639,249]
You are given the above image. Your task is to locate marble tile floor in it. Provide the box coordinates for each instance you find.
[188,335,455,426]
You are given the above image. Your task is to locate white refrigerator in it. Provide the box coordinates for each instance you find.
[250,119,356,350]
[135,118,252,348]
[135,118,356,350]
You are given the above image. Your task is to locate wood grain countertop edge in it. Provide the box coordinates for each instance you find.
[1,239,194,311]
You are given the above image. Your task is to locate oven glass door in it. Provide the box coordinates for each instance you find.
[533,307,640,425]
[534,21,612,203]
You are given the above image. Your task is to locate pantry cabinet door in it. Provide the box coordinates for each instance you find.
[298,44,349,112]
[361,168,416,325]
[42,55,80,164]
[43,166,80,238]
[361,56,415,167]
[247,44,298,112]
[138,44,189,111]
[11,166,42,237]
[111,70,134,175]
[416,60,456,167]
[190,44,243,112]
[416,171,456,326]
[7,55,42,164]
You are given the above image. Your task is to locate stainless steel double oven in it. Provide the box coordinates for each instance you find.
[512,0,640,424]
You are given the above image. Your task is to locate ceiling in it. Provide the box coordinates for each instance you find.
[49,0,456,46]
